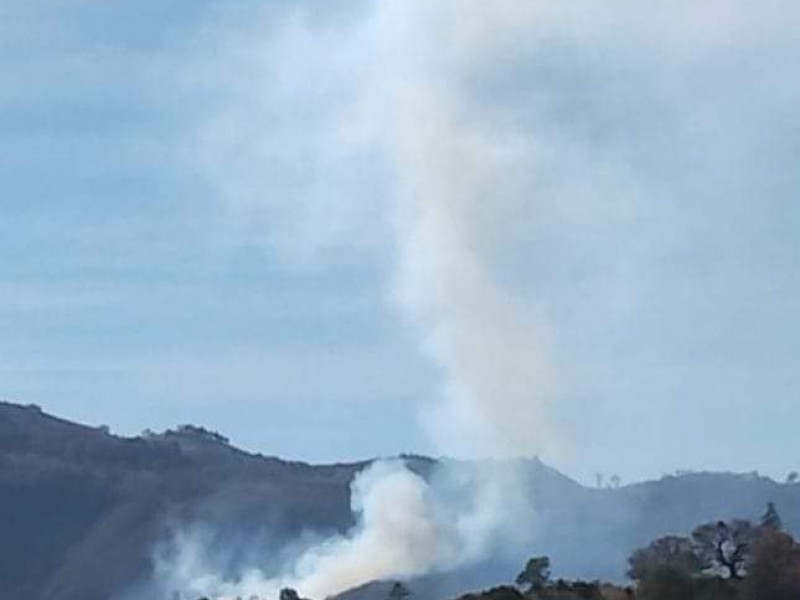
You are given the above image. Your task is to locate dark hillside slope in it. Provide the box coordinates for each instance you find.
[0,401,798,599]
[0,402,361,600]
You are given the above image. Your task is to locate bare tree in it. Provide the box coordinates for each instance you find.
[691,519,756,579]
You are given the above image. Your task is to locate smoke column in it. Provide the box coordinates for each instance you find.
[340,0,560,459]
[144,1,800,596]
[160,2,592,598]
[151,460,529,599]
[386,61,556,459]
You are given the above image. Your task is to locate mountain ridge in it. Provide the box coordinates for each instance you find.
[0,401,797,600]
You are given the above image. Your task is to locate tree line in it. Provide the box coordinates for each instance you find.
[194,502,800,600]
[514,502,800,599]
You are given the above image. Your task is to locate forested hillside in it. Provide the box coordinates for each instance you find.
[1,401,798,600]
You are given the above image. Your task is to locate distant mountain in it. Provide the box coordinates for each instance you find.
[0,401,797,600]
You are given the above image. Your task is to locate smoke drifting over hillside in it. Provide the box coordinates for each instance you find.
[167,3,563,597]
[155,0,800,598]
[153,461,531,599]
[168,4,564,595]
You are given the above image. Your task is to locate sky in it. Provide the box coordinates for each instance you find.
[1,0,799,484]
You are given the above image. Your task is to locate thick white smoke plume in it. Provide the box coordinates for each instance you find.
[162,2,605,598]
[328,1,556,459]
[158,0,800,598]
[155,462,440,599]
[207,0,576,459]
[151,460,529,600]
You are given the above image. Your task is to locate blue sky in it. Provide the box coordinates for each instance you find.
[2,0,799,483]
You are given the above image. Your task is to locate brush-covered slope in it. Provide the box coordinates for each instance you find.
[0,401,360,600]
[0,401,798,600]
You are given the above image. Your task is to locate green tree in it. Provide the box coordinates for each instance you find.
[760,502,783,531]
[516,556,550,593]
[637,564,695,600]
[628,536,703,581]
[280,588,302,600]
[388,582,410,600]
[743,530,800,600]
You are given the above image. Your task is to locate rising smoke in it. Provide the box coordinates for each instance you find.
[151,460,533,600]
[158,1,608,598]
[153,0,800,597]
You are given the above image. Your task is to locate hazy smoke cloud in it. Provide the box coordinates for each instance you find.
[161,0,800,597]
[197,0,662,462]
[382,36,556,459]
[163,2,633,598]
[199,0,800,472]
[150,460,531,599]
[203,0,581,459]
